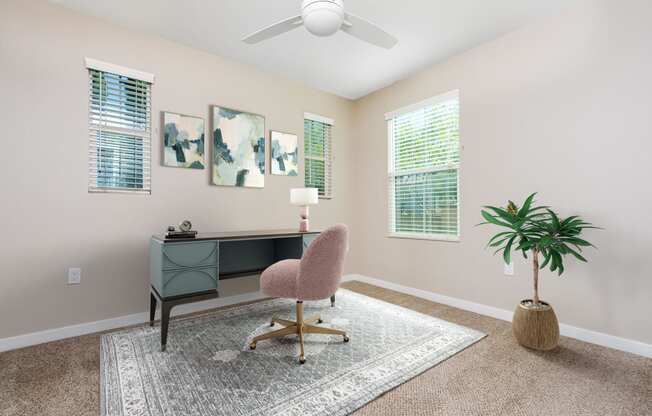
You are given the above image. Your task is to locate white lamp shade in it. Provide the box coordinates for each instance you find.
[290,188,318,205]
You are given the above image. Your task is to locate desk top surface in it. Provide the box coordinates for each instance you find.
[152,228,321,243]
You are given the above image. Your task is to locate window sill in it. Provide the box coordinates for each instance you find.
[89,187,150,195]
[387,233,460,243]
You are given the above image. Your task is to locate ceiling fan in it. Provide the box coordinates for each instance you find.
[242,0,398,49]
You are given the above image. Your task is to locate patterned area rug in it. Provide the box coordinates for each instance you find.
[101,289,485,416]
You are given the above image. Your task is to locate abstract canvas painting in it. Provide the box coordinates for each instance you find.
[270,131,298,176]
[163,112,205,169]
[212,106,265,188]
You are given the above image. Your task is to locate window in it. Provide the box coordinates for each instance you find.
[304,113,333,198]
[386,90,460,240]
[86,58,153,194]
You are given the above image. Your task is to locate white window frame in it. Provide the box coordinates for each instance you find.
[386,90,461,242]
[86,58,154,194]
[304,112,334,199]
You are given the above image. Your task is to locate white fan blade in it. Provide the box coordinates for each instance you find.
[242,15,303,44]
[341,13,397,49]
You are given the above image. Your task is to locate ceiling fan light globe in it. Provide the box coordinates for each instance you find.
[301,0,344,37]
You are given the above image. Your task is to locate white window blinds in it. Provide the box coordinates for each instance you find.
[87,60,152,194]
[304,113,333,198]
[387,91,460,240]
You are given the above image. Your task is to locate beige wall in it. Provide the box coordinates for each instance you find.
[2,0,651,347]
[351,0,652,344]
[0,0,355,339]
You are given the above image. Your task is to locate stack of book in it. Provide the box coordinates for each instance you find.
[165,230,198,239]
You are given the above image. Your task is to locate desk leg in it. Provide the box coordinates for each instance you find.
[161,303,173,352]
[149,292,157,327]
[330,294,335,307]
[150,288,219,352]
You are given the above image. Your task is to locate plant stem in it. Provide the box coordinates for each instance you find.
[532,248,540,306]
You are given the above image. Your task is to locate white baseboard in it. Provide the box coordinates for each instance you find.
[343,274,652,358]
[0,291,266,353]
[3,275,650,359]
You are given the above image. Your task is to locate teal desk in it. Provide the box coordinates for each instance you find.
[149,229,324,351]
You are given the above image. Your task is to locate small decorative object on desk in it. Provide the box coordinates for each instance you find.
[290,188,318,232]
[179,220,192,232]
[165,220,198,239]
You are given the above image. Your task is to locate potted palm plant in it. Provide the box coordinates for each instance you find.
[479,193,598,350]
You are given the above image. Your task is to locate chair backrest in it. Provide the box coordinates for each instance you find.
[297,224,348,301]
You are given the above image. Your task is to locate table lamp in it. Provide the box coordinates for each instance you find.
[290,188,318,232]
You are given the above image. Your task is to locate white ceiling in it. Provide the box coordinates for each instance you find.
[53,0,578,100]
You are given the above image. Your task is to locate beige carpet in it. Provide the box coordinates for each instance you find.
[0,281,650,416]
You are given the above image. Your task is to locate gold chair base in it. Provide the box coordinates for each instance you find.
[249,301,349,364]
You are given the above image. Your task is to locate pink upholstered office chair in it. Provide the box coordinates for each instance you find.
[249,224,349,364]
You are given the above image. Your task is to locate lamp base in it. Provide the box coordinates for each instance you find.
[299,205,310,232]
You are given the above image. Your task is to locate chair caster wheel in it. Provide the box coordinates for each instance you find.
[249,342,257,350]
[299,356,306,364]
[317,318,323,324]
[343,336,350,343]
[270,322,275,327]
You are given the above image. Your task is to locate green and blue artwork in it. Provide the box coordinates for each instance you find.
[163,112,205,169]
[212,106,265,188]
[270,131,298,176]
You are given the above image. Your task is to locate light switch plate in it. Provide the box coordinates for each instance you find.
[68,267,81,285]
[504,261,514,276]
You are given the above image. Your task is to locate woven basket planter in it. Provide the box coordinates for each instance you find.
[512,300,559,351]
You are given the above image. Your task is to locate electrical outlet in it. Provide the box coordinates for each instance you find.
[68,267,81,285]
[504,261,514,276]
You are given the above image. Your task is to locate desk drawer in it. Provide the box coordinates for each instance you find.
[162,241,218,270]
[162,266,218,298]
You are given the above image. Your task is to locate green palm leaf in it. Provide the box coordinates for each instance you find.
[479,193,598,279]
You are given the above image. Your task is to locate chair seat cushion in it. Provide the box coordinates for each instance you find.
[260,259,300,299]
